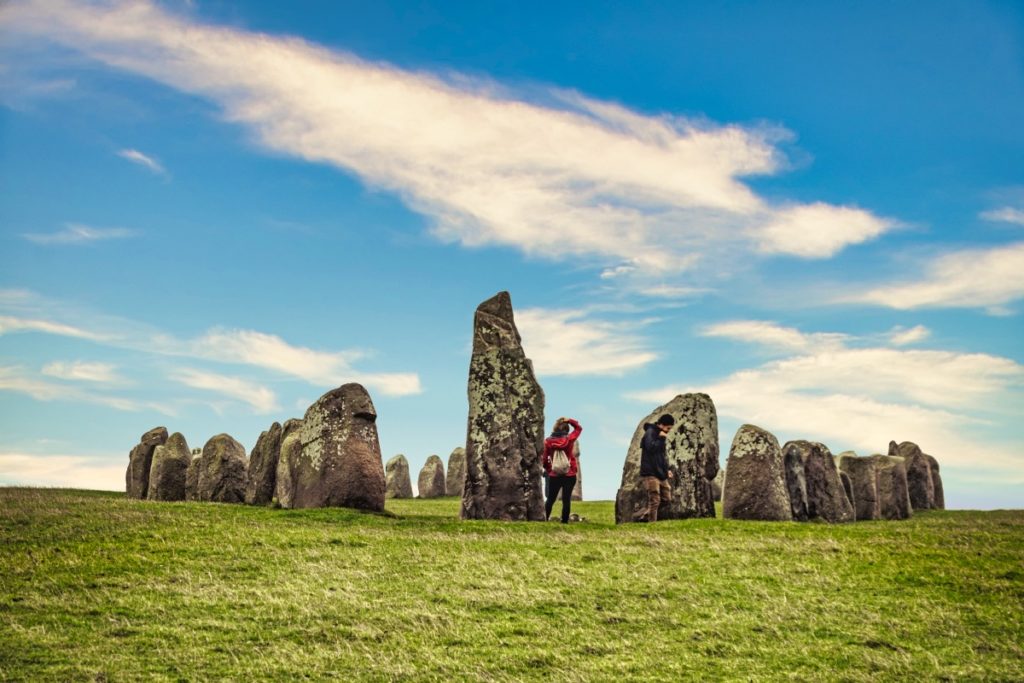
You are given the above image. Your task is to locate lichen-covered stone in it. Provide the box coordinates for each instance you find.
[782,442,809,522]
[274,419,303,508]
[785,441,854,523]
[245,422,282,506]
[385,454,413,499]
[888,440,935,511]
[196,433,248,504]
[838,453,880,521]
[285,384,386,511]
[445,447,466,497]
[126,426,168,499]
[461,292,546,521]
[418,455,446,498]
[147,432,191,502]
[616,394,719,524]
[925,454,945,509]
[871,454,912,520]
[571,441,583,501]
[722,424,791,521]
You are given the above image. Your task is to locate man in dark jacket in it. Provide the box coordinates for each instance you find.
[639,413,675,521]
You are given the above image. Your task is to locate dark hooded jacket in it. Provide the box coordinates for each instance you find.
[639,423,670,480]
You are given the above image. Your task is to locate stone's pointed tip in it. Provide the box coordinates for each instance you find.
[476,290,514,318]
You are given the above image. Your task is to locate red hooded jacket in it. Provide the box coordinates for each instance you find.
[542,419,582,478]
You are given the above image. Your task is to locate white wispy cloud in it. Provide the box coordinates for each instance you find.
[981,207,1024,226]
[0,314,107,340]
[629,322,1024,473]
[117,148,167,175]
[0,365,172,414]
[41,360,127,384]
[22,222,136,245]
[517,307,658,376]
[0,452,124,490]
[170,367,279,414]
[851,242,1024,312]
[889,325,930,346]
[2,0,894,280]
[701,320,848,353]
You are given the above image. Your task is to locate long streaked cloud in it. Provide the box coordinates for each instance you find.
[170,367,279,414]
[850,242,1024,312]
[0,314,108,341]
[41,360,127,384]
[517,308,658,377]
[981,207,1024,226]
[117,148,167,176]
[628,321,1024,473]
[22,222,136,245]
[1,0,893,280]
[0,365,172,414]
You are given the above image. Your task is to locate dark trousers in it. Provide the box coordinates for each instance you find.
[545,475,577,523]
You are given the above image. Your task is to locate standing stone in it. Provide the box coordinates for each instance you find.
[245,422,282,506]
[418,455,446,498]
[616,393,720,524]
[711,468,725,502]
[571,441,583,501]
[461,292,546,521]
[871,454,912,520]
[147,432,191,502]
[839,470,855,511]
[274,419,303,508]
[185,452,201,501]
[196,434,248,503]
[385,455,414,499]
[126,427,168,499]
[782,443,809,522]
[888,440,935,511]
[286,384,386,511]
[722,424,791,521]
[445,447,467,497]
[924,454,945,509]
[784,441,854,523]
[838,453,880,521]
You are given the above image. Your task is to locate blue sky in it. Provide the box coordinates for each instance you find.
[1,0,1022,508]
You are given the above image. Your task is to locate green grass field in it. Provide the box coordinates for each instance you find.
[1,488,1021,681]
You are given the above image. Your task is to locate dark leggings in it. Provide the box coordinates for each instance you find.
[545,475,577,523]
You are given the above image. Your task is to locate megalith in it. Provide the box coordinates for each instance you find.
[196,433,248,503]
[273,419,303,508]
[418,455,446,498]
[722,424,791,521]
[924,454,945,509]
[888,440,935,511]
[784,441,854,523]
[245,422,282,506]
[616,393,719,524]
[871,454,912,520]
[126,426,168,499]
[571,441,583,501]
[445,447,466,497]
[782,442,809,522]
[838,453,880,521]
[285,383,386,511]
[461,291,546,521]
[839,470,855,510]
[185,452,201,501]
[385,454,414,499]
[147,432,191,502]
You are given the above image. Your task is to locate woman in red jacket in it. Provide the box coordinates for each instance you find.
[542,416,582,523]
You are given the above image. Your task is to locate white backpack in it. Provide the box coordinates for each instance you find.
[550,448,570,476]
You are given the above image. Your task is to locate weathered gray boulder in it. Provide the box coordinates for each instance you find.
[196,434,248,503]
[418,455,446,498]
[784,441,854,523]
[782,442,809,522]
[445,447,466,496]
[147,432,191,502]
[616,393,719,524]
[722,424,791,521]
[245,422,282,506]
[838,453,880,521]
[871,454,912,520]
[126,426,168,499]
[385,454,414,499]
[185,453,201,501]
[925,454,945,509]
[284,384,386,511]
[273,419,303,508]
[571,441,583,501]
[888,440,935,511]
[461,292,546,521]
[711,467,725,502]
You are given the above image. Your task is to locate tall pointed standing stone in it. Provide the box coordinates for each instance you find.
[461,291,546,521]
[615,393,719,523]
[126,427,168,499]
[445,447,466,497]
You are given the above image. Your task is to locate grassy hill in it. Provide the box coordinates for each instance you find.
[1,488,1021,681]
